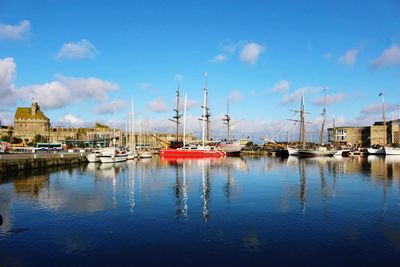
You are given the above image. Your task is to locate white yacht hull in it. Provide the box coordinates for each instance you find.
[287,147,299,156]
[384,147,400,155]
[98,154,128,163]
[138,151,153,158]
[86,153,100,162]
[218,143,245,155]
[367,148,385,155]
[126,150,139,160]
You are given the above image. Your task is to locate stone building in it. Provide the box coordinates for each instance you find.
[389,119,400,145]
[13,101,50,142]
[327,126,369,147]
[327,119,400,147]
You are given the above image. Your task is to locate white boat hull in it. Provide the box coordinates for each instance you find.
[86,153,100,162]
[287,147,299,156]
[126,150,139,160]
[98,154,128,163]
[220,144,244,154]
[384,147,400,155]
[138,151,153,158]
[298,147,336,157]
[367,148,385,155]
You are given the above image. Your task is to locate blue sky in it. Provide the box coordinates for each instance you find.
[1,0,400,141]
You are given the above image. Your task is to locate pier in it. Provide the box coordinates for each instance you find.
[0,152,87,173]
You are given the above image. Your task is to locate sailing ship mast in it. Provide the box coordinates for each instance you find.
[203,73,211,141]
[222,99,231,143]
[380,92,386,144]
[202,84,207,147]
[319,88,327,145]
[288,91,308,148]
[332,114,336,146]
[169,81,182,141]
[183,94,187,147]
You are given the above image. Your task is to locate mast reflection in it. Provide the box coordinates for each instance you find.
[201,160,211,222]
[298,159,307,215]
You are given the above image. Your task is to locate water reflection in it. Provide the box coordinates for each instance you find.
[1,155,400,265]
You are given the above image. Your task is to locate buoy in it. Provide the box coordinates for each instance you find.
[0,214,3,226]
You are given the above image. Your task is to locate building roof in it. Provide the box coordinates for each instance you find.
[14,107,49,120]
[327,126,368,130]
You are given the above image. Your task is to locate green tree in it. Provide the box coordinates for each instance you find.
[0,135,10,142]
[33,134,47,144]
[10,136,23,144]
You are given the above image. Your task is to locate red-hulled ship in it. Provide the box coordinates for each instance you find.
[160,145,226,158]
[160,73,227,159]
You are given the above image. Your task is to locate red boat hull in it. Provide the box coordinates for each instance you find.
[160,148,226,158]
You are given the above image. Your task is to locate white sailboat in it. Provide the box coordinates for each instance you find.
[127,98,139,159]
[367,92,387,155]
[98,104,127,163]
[218,99,245,156]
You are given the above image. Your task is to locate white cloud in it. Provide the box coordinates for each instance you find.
[210,54,227,63]
[94,99,128,114]
[338,48,358,65]
[56,39,98,60]
[147,98,168,113]
[228,90,243,102]
[240,42,264,65]
[20,75,118,109]
[0,57,18,108]
[178,97,198,111]
[280,87,321,105]
[60,114,85,127]
[221,41,248,54]
[270,80,290,93]
[372,44,400,69]
[0,20,30,40]
[0,111,12,125]
[312,93,346,106]
[361,102,400,115]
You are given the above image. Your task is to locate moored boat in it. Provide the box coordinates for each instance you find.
[384,146,400,155]
[98,148,128,163]
[367,147,385,155]
[218,141,245,156]
[161,145,226,158]
[298,146,336,157]
[138,150,153,158]
[160,73,226,159]
[86,149,102,162]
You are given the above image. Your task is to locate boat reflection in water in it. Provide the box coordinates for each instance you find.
[1,155,400,266]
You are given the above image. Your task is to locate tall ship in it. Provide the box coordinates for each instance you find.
[217,100,246,156]
[297,89,336,157]
[160,74,226,158]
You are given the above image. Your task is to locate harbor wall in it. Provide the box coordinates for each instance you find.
[0,154,87,173]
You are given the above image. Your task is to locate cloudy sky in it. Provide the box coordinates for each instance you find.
[1,0,400,142]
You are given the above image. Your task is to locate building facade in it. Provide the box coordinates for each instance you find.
[13,101,50,142]
[327,126,369,147]
[328,119,400,147]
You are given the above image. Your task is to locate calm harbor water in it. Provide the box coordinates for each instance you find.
[1,155,400,266]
